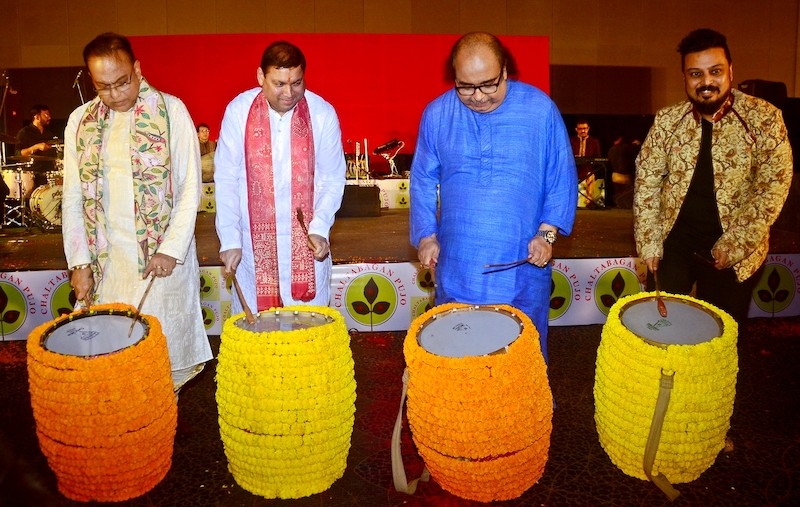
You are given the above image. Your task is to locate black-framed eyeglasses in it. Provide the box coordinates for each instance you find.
[454,71,504,96]
[93,70,134,96]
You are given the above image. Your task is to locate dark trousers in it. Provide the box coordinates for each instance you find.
[648,237,764,323]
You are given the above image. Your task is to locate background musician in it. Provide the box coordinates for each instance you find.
[16,104,59,185]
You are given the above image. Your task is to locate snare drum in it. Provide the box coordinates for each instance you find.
[2,169,35,200]
[216,306,356,499]
[26,305,177,502]
[29,184,62,225]
[401,303,552,502]
[594,292,738,489]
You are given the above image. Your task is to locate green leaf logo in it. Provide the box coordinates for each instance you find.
[0,282,27,335]
[594,268,642,315]
[549,270,573,320]
[345,273,398,329]
[753,264,795,315]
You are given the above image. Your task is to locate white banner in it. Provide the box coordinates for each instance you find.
[2,254,797,340]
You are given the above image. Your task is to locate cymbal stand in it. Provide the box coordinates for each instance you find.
[0,71,15,136]
[2,160,33,228]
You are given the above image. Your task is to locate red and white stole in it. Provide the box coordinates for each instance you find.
[245,93,316,310]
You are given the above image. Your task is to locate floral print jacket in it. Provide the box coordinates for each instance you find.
[634,89,793,282]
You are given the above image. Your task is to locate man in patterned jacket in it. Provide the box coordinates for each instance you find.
[634,28,793,322]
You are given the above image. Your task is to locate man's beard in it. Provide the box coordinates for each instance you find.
[689,85,730,116]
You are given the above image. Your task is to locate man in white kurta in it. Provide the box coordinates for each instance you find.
[214,42,346,312]
[62,33,212,390]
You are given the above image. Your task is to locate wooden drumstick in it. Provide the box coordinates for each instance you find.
[129,274,157,337]
[654,270,668,318]
[296,207,309,236]
[231,273,256,325]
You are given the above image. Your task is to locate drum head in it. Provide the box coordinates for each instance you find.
[43,313,146,356]
[418,306,521,358]
[620,296,723,347]
[30,185,62,225]
[234,310,333,332]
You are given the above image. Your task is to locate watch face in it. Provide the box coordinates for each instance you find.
[540,230,556,244]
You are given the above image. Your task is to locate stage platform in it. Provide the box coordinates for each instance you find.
[1,208,797,271]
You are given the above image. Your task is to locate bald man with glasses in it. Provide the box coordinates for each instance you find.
[410,32,577,364]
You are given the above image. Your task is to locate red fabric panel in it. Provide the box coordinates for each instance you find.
[129,33,549,159]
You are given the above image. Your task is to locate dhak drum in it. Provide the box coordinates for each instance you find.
[2,169,35,200]
[29,184,62,225]
[401,303,552,502]
[26,304,177,502]
[594,292,737,496]
[216,306,356,499]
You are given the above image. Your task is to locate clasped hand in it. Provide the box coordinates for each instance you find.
[144,253,178,278]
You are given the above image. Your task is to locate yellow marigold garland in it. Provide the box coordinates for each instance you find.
[404,303,553,502]
[594,292,738,483]
[215,305,356,499]
[26,303,177,502]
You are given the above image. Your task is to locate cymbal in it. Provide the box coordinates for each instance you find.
[0,133,17,144]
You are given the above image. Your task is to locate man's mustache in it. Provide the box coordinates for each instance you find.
[696,85,720,94]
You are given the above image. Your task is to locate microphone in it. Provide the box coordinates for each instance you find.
[373,138,401,154]
[72,69,82,89]
[1,71,16,94]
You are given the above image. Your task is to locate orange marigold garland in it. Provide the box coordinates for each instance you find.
[26,303,177,502]
[594,292,738,484]
[404,303,553,502]
[215,305,356,499]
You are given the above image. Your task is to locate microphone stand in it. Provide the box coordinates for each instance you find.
[0,71,12,137]
[380,141,405,177]
[73,69,85,105]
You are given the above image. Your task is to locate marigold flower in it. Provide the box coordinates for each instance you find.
[216,305,356,499]
[594,292,738,484]
[404,303,553,502]
[27,304,177,502]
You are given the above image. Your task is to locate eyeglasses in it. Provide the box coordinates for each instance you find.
[454,72,504,96]
[93,70,134,96]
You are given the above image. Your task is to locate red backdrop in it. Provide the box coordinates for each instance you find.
[129,33,549,166]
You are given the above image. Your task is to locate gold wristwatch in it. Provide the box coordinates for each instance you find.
[536,230,556,245]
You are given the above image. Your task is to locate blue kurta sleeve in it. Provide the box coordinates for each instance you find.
[539,102,578,235]
[409,103,441,247]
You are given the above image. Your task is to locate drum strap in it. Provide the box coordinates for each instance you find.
[390,368,430,494]
[643,370,681,501]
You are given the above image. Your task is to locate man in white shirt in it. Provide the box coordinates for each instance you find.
[214,41,346,312]
[62,33,212,390]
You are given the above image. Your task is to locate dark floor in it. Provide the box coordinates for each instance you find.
[1,316,798,507]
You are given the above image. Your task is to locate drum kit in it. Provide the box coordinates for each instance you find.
[1,136,64,230]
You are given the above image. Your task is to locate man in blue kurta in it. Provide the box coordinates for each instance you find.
[410,32,577,362]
